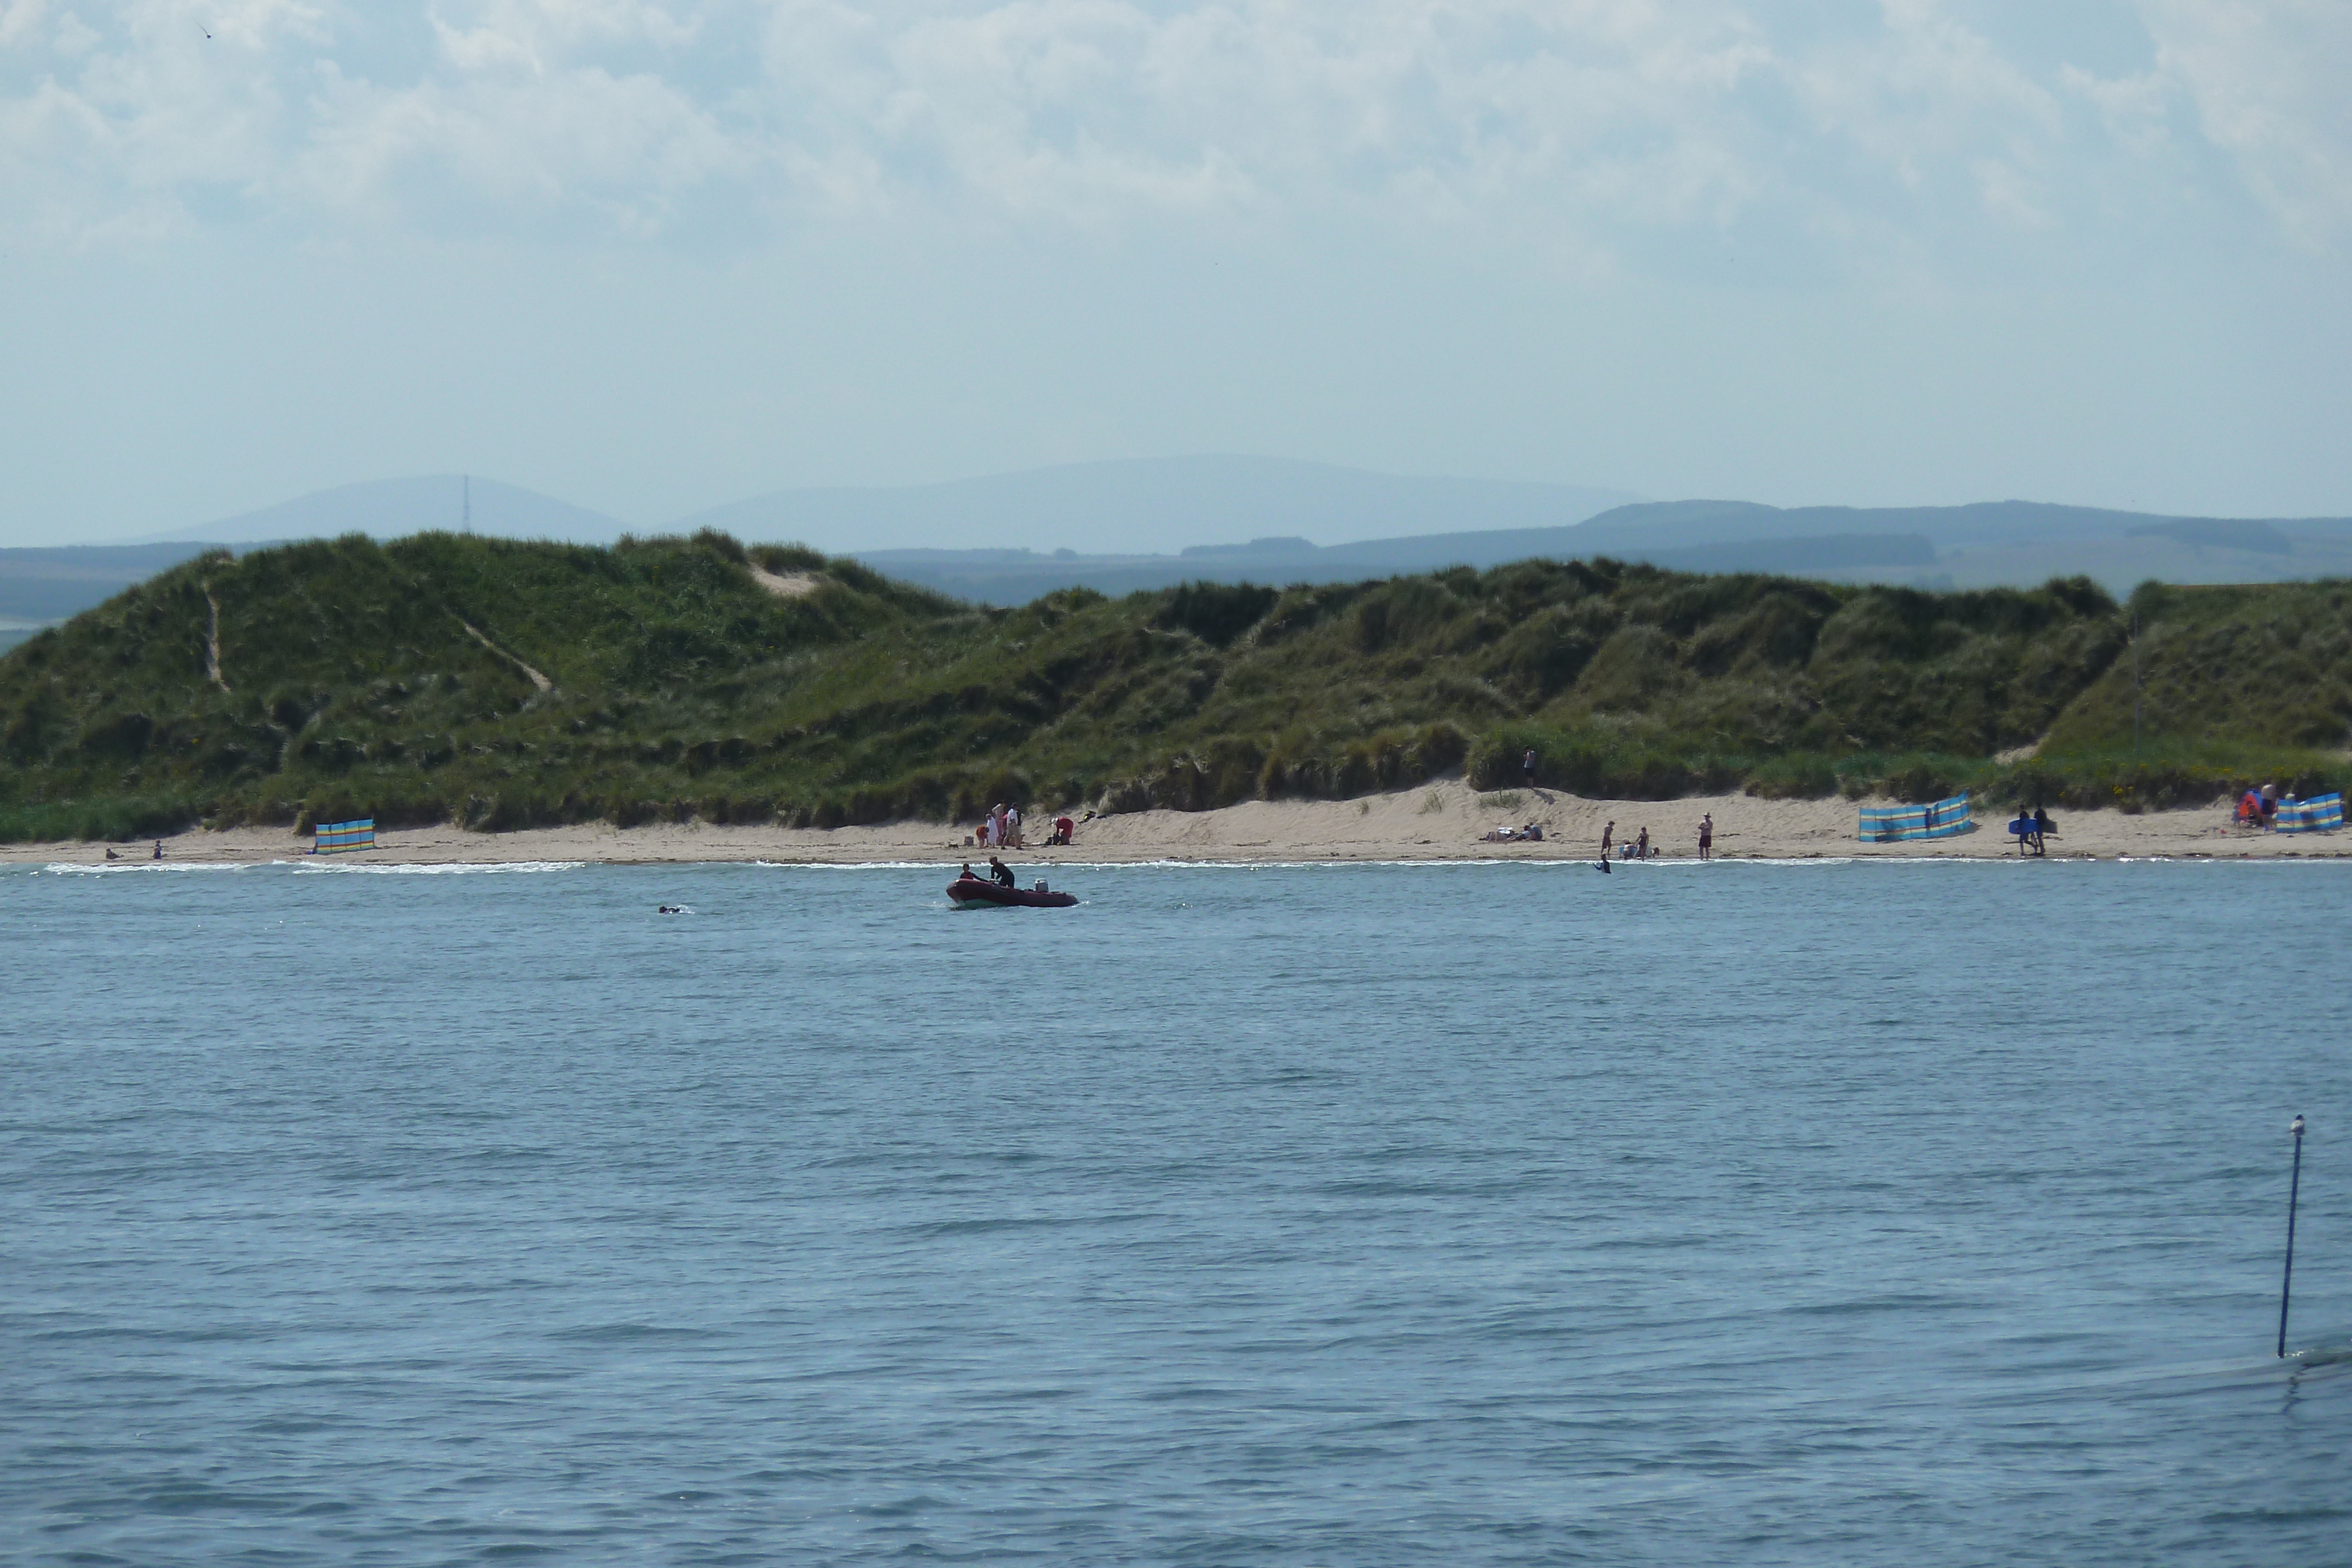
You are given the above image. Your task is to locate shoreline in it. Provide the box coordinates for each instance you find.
[4,780,2341,866]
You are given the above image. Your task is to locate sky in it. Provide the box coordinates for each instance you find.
[2,0,2348,547]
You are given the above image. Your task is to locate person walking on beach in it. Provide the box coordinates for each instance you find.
[1698,813,1713,861]
[1636,825,1649,860]
[1600,820,1613,859]
[1523,748,1538,790]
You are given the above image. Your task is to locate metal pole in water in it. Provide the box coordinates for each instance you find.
[2278,1114,2306,1359]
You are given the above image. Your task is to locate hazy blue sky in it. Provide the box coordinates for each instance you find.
[3,0,2348,546]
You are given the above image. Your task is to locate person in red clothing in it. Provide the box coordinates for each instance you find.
[1052,814,1075,845]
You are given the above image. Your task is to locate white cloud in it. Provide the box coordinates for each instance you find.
[2129,0,2352,245]
[0,0,48,48]
[0,0,2345,257]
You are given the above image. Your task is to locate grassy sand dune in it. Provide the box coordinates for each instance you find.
[3,530,2348,844]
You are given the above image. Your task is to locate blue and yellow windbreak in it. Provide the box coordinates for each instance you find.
[1857,794,1972,842]
[2277,794,2344,834]
[313,818,376,854]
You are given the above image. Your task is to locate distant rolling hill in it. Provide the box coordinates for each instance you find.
[671,455,1643,557]
[132,475,629,547]
[11,466,2347,638]
[850,500,2352,604]
[1566,499,2352,596]
[852,530,1940,605]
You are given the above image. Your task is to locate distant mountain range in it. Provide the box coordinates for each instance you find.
[4,461,2348,648]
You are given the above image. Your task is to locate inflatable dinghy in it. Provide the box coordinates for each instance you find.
[947,875,1077,909]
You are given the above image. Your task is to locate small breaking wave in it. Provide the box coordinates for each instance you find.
[38,861,253,875]
[288,860,584,875]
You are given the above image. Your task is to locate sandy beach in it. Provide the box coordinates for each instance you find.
[4,779,2340,866]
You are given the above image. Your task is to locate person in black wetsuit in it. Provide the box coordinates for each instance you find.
[988,855,1015,888]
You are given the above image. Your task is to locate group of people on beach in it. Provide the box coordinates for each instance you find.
[1506,748,1717,862]
[1602,815,1713,862]
[973,803,1023,850]
[968,804,1081,851]
[1481,813,1716,861]
[1598,820,1699,862]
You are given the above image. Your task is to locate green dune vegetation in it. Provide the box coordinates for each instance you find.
[1,529,2347,842]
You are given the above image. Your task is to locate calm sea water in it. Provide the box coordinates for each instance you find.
[4,855,2348,1565]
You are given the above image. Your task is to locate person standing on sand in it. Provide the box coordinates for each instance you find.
[1600,820,1613,860]
[1698,813,1713,860]
[1636,826,1649,860]
[1523,748,1538,790]
[1005,805,1022,849]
